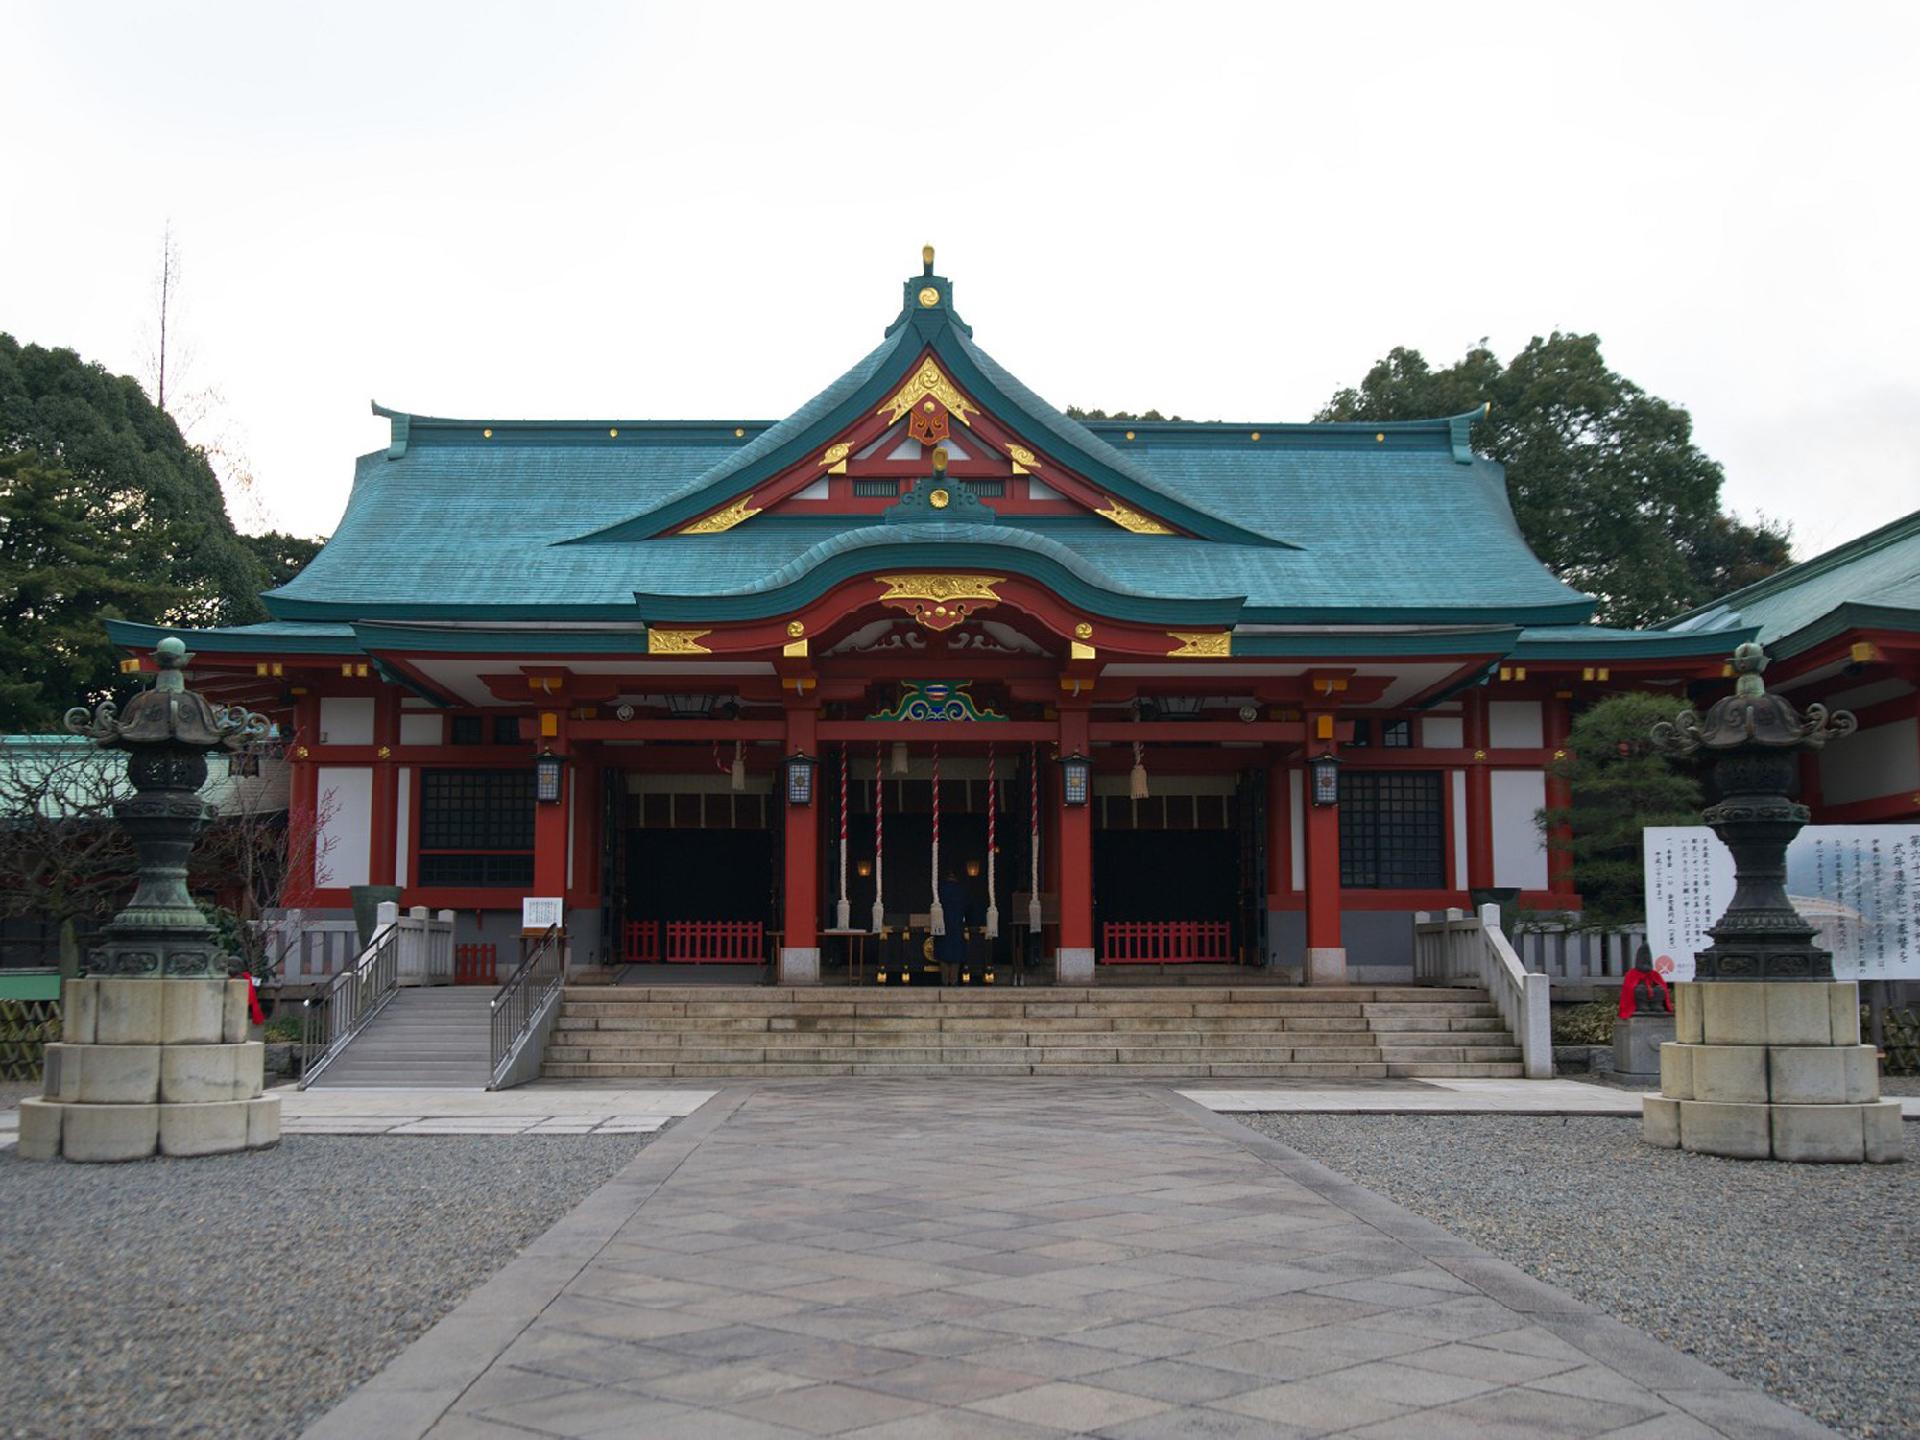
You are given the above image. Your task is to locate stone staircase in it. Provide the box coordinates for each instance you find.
[306,987,495,1088]
[542,985,1522,1080]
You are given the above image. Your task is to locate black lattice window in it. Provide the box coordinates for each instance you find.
[418,770,534,885]
[1382,720,1412,748]
[1339,770,1444,889]
[852,478,899,498]
[961,478,1005,498]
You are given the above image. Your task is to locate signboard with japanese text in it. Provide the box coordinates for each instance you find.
[521,896,564,933]
[1644,826,1920,981]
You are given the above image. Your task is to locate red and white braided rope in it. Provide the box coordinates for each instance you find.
[871,743,885,932]
[985,742,1000,938]
[836,745,850,930]
[928,743,945,936]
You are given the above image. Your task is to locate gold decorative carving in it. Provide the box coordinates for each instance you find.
[1073,622,1093,640]
[376,745,391,759]
[782,637,809,658]
[929,488,950,509]
[647,629,713,655]
[876,358,977,428]
[820,442,851,475]
[785,619,806,637]
[680,494,760,535]
[918,285,940,308]
[1070,640,1096,661]
[876,574,1005,633]
[1006,442,1040,474]
[1096,497,1176,535]
[1166,631,1231,658]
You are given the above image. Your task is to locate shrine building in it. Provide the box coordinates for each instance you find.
[110,250,1880,987]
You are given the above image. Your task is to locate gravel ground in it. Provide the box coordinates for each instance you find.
[0,1132,659,1440]
[1242,1113,1919,1440]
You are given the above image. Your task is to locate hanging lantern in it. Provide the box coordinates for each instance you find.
[785,750,818,806]
[965,858,982,878]
[856,858,873,878]
[534,749,566,804]
[1309,752,1341,807]
[1058,751,1092,807]
[890,740,910,775]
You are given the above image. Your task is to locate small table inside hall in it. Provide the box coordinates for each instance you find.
[820,928,875,984]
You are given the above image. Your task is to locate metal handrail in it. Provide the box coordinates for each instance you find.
[297,921,402,1088]
[489,924,564,1089]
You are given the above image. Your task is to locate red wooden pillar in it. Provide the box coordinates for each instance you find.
[1465,691,1495,891]
[1057,705,1094,981]
[368,689,400,887]
[287,691,322,906]
[780,700,821,983]
[1544,694,1574,896]
[532,710,570,900]
[1303,712,1346,984]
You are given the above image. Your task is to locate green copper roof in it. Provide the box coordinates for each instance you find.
[254,261,1596,630]
[1512,623,1757,661]
[1658,509,1920,657]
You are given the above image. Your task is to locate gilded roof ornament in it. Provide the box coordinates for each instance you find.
[876,574,1005,632]
[1095,497,1176,535]
[680,494,761,535]
[819,442,851,475]
[877,359,978,428]
[646,629,713,655]
[1005,443,1040,474]
[1166,631,1231,658]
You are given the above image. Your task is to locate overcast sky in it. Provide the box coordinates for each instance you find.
[3,1,1915,561]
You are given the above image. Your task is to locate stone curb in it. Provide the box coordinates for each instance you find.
[1152,1088,1839,1438]
[299,1084,755,1440]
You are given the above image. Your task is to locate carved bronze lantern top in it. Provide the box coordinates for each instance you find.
[66,636,269,753]
[1651,642,1856,757]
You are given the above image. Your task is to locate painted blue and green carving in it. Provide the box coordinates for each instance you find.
[868,682,1006,722]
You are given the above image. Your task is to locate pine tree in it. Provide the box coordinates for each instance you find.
[1542,693,1705,929]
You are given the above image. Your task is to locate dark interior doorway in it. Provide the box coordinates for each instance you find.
[1093,830,1239,942]
[625,829,774,927]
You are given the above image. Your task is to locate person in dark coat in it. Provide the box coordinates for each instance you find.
[934,866,972,968]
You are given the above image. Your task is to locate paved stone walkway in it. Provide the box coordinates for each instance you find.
[306,1082,1831,1439]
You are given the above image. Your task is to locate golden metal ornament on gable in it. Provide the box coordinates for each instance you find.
[875,574,1005,633]
[647,629,713,655]
[680,494,761,535]
[1166,631,1231,658]
[1005,443,1041,474]
[819,442,851,475]
[1095,497,1176,535]
[877,359,978,428]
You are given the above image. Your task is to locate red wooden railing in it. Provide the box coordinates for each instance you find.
[666,920,765,965]
[621,921,661,964]
[1100,921,1233,964]
[454,942,498,984]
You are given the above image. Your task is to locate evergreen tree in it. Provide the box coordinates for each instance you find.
[1318,336,1791,627]
[1542,693,1705,929]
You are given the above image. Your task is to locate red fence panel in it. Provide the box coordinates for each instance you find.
[454,942,498,984]
[621,921,661,964]
[1100,921,1232,964]
[665,920,765,965]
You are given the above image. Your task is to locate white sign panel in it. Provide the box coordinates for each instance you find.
[521,896,564,932]
[1644,826,1920,981]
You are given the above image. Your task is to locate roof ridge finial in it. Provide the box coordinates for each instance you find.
[922,244,935,276]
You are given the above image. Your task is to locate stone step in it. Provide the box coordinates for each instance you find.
[540,1059,1403,1079]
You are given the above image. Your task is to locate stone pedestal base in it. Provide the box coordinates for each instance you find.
[17,978,281,1163]
[778,947,821,985]
[1305,947,1348,986]
[1643,981,1902,1163]
[1056,948,1095,983]
[1613,1013,1674,1077]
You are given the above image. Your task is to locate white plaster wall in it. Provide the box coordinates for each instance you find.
[319,696,376,746]
[1490,769,1548,890]
[1451,770,1468,889]
[399,713,442,746]
[1288,768,1304,892]
[1488,700,1543,749]
[394,766,411,887]
[316,765,373,888]
[1422,716,1464,749]
[1818,716,1919,806]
